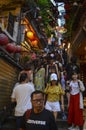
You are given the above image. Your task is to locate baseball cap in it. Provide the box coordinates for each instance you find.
[50,53,55,58]
[50,73,58,81]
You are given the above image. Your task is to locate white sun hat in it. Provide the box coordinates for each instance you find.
[50,73,58,81]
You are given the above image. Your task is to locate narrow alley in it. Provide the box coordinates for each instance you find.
[0,0,86,130]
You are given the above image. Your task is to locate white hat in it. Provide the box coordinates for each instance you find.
[50,53,54,58]
[50,73,58,81]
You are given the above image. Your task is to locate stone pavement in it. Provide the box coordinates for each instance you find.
[57,94,68,130]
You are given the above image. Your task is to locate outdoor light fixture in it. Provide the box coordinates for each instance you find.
[73,2,78,6]
[26,31,35,40]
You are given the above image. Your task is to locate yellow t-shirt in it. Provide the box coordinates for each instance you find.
[44,83,65,102]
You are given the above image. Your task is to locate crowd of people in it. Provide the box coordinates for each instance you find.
[11,49,86,130]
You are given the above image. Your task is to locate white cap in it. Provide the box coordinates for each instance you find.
[50,53,54,58]
[50,73,58,81]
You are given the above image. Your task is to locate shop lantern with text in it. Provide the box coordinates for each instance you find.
[26,31,35,41]
[64,14,70,20]
[64,4,70,11]
[0,33,9,46]
[15,45,22,53]
[5,43,16,53]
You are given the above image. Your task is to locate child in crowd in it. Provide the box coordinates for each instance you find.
[44,73,65,121]
[68,71,85,130]
[46,57,60,83]
[60,70,67,90]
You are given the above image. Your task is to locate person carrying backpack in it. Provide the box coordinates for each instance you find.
[66,56,80,81]
[23,90,58,130]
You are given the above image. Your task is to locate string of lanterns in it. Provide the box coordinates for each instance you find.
[0,33,22,53]
[26,31,38,47]
[0,31,39,53]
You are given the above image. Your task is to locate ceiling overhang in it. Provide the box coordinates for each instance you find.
[0,0,24,15]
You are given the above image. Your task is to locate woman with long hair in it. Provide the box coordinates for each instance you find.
[44,73,65,120]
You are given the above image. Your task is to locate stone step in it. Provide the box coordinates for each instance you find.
[0,116,17,130]
[57,119,68,128]
[56,111,68,129]
[58,128,68,130]
[57,111,68,119]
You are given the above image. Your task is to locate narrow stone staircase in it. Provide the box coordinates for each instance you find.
[0,94,68,130]
[57,111,68,130]
[0,95,86,130]
[57,94,68,130]
[0,116,17,130]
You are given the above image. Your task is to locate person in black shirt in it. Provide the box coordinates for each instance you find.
[66,56,80,81]
[23,90,58,130]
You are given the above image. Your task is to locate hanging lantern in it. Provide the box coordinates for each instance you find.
[5,43,16,53]
[15,45,22,53]
[0,33,9,46]
[31,40,38,46]
[64,14,70,20]
[26,31,34,40]
[64,4,70,10]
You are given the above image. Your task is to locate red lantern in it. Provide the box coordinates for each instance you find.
[64,4,70,10]
[31,40,38,46]
[0,33,9,46]
[15,45,22,53]
[5,43,16,53]
[27,31,35,40]
[64,14,70,19]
